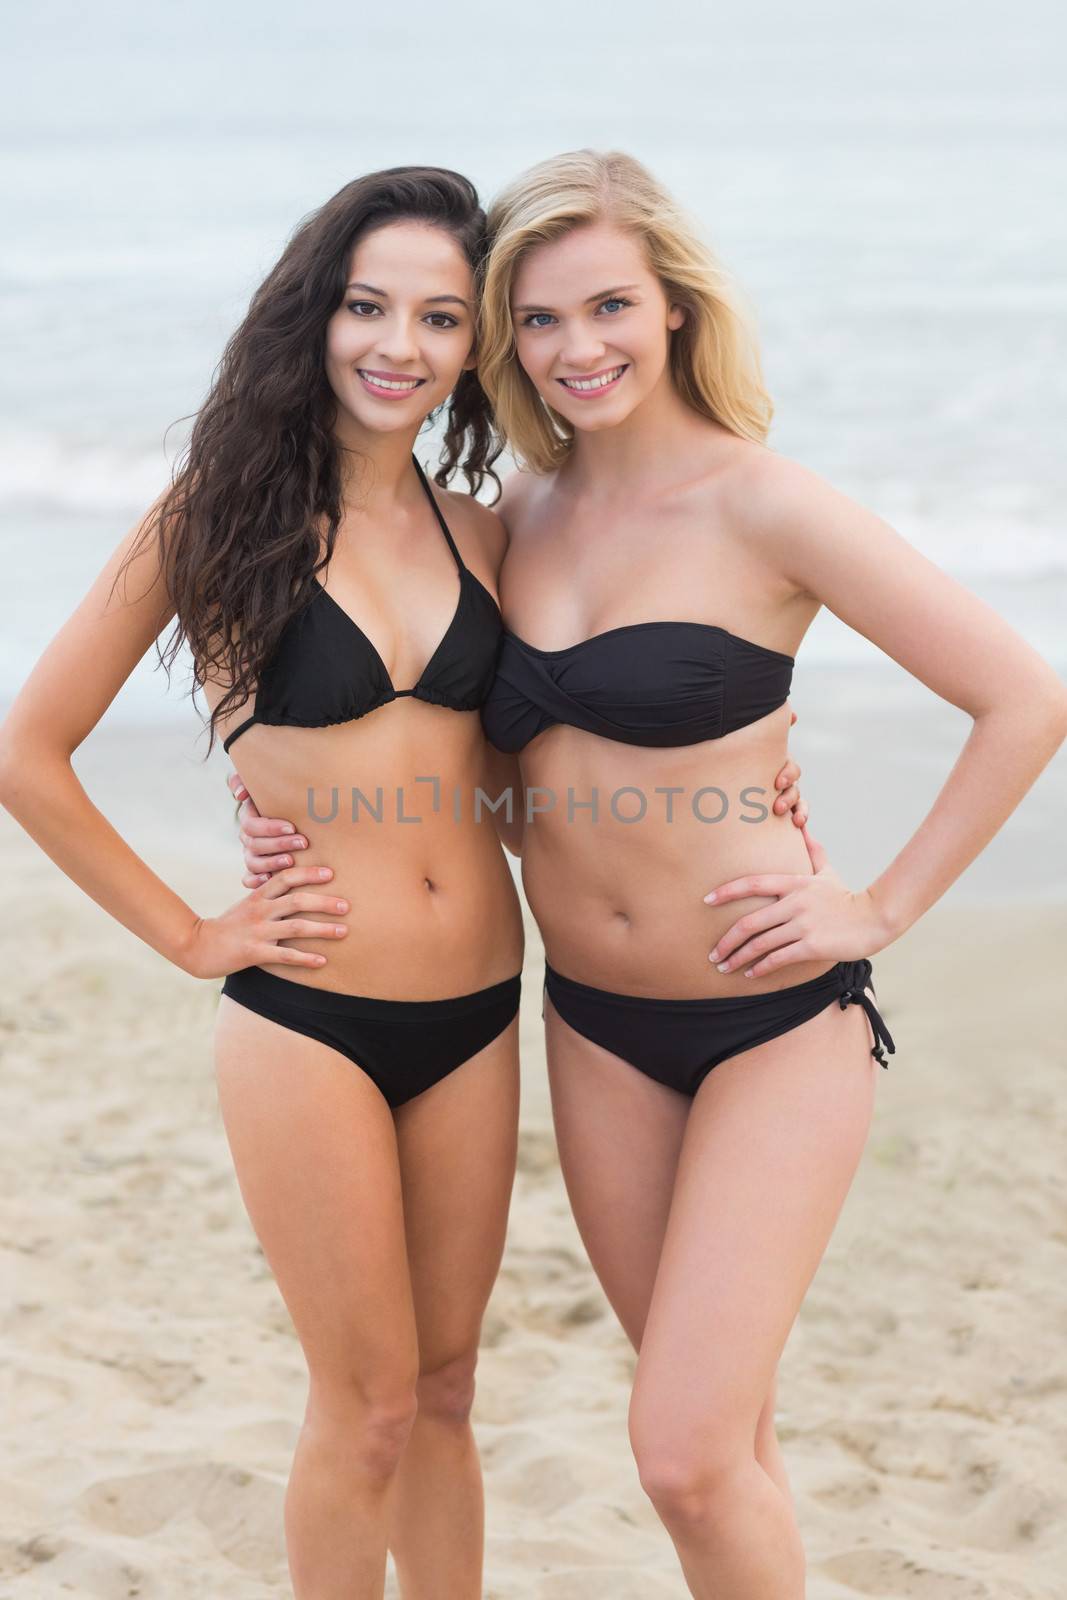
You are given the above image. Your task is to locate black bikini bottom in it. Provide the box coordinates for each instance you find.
[543,958,894,1097]
[221,966,522,1108]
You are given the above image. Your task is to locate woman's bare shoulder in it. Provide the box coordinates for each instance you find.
[494,465,557,544]
[721,443,850,543]
[439,481,510,580]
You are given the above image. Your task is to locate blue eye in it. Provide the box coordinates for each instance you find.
[598,297,631,315]
[521,312,556,328]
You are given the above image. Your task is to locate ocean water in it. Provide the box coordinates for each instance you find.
[2,0,1065,725]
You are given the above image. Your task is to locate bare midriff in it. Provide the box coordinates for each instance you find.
[519,700,836,998]
[215,698,524,1000]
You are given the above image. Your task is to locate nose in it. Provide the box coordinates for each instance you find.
[374,314,421,366]
[559,319,608,373]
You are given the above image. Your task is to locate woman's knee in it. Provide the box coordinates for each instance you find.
[416,1348,479,1428]
[634,1442,755,1531]
[632,1441,714,1522]
[629,1396,749,1526]
[306,1369,419,1481]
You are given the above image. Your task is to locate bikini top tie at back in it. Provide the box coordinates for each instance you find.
[480,620,794,753]
[222,457,503,754]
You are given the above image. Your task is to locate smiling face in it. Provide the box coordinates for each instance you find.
[324,219,476,442]
[510,221,684,434]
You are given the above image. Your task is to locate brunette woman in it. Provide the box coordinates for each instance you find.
[1,168,525,1600]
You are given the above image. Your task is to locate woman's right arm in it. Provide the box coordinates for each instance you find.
[482,742,525,857]
[228,770,311,887]
[0,500,347,977]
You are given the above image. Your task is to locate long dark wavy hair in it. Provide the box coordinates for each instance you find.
[124,166,502,754]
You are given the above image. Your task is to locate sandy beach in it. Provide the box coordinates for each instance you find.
[1,689,1065,1599]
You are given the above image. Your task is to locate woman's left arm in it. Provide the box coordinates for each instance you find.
[707,456,1067,975]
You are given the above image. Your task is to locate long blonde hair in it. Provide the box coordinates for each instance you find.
[478,149,773,474]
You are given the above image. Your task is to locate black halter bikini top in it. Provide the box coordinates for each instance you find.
[480,619,794,753]
[222,458,503,755]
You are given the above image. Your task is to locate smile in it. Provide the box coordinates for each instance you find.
[357,370,427,394]
[557,364,628,395]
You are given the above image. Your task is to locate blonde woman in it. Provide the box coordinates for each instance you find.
[229,150,1067,1595]
[469,150,1067,1596]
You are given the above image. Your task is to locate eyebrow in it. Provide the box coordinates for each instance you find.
[512,283,641,313]
[346,280,470,308]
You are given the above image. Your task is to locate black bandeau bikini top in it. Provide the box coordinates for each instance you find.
[480,620,794,753]
[222,457,503,755]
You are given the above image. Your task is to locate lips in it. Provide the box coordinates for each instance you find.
[357,369,427,394]
[557,364,628,394]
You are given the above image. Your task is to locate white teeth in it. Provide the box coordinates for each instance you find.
[359,371,423,391]
[560,366,625,392]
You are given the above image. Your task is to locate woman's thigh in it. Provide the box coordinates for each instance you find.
[630,998,878,1455]
[544,991,690,1349]
[214,996,418,1393]
[395,1014,520,1374]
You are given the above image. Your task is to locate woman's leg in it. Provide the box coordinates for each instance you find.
[387,1013,520,1599]
[543,993,793,1502]
[628,999,878,1599]
[214,997,419,1600]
